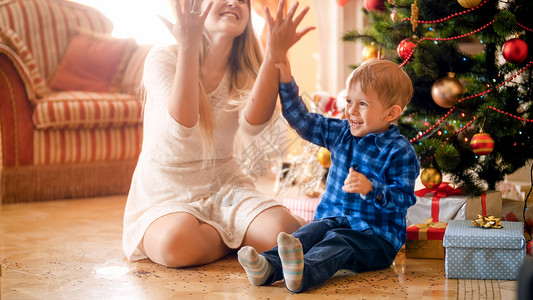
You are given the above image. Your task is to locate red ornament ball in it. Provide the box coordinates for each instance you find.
[365,0,386,11]
[337,0,350,6]
[502,38,529,64]
[470,132,494,155]
[397,38,416,60]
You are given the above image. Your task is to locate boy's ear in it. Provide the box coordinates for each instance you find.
[385,105,402,121]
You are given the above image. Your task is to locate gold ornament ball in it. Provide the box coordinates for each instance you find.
[431,72,464,108]
[317,148,332,168]
[362,43,379,61]
[457,0,482,8]
[420,168,443,189]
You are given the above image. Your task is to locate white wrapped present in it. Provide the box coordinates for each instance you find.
[407,183,502,227]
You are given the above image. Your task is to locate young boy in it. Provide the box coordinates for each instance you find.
[237,58,421,293]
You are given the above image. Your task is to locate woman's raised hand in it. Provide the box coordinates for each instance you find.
[264,0,315,63]
[159,0,213,48]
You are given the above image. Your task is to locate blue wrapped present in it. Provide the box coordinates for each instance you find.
[443,220,525,280]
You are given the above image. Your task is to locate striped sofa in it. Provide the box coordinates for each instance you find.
[0,0,150,203]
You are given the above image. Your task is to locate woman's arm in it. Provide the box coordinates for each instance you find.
[159,0,213,128]
[242,0,314,125]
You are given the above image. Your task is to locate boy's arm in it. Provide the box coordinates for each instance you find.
[342,166,373,196]
[364,147,420,211]
[276,61,345,148]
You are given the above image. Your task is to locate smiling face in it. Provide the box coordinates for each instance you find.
[343,59,413,138]
[345,81,398,137]
[202,0,250,39]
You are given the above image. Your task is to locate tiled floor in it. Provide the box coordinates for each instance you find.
[0,189,519,299]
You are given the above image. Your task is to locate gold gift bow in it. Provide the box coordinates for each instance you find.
[413,218,447,240]
[472,214,503,229]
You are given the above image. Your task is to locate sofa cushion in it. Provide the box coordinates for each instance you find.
[0,0,113,81]
[32,126,142,165]
[49,31,136,93]
[0,27,49,100]
[32,91,143,129]
[121,44,152,96]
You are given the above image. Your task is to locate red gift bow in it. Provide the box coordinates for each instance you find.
[415,182,463,222]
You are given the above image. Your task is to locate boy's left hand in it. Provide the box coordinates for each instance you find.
[342,167,373,196]
[264,0,315,63]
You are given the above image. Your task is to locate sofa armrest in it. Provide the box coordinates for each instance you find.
[0,44,37,101]
[0,45,36,167]
[0,27,48,100]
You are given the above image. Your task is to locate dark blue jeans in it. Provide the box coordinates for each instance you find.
[261,217,398,293]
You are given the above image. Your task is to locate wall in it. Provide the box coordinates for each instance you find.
[288,0,365,97]
[287,0,318,97]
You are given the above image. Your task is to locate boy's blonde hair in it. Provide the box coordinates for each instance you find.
[346,59,413,109]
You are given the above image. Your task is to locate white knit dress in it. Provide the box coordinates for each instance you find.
[122,46,281,261]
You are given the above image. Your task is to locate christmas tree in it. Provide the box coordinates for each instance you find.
[342,0,532,194]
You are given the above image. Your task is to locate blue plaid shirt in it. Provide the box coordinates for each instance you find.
[280,79,420,251]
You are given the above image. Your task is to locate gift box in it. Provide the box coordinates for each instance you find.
[406,183,465,227]
[497,181,532,203]
[406,183,502,227]
[406,219,447,259]
[497,181,533,235]
[465,190,502,220]
[443,220,526,280]
[282,196,321,223]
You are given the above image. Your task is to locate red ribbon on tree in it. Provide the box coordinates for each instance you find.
[415,182,463,222]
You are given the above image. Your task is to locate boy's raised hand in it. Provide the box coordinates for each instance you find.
[264,0,315,63]
[342,167,373,196]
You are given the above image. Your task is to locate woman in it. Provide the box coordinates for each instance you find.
[122,0,314,268]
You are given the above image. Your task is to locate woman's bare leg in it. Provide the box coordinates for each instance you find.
[142,212,231,268]
[241,206,302,253]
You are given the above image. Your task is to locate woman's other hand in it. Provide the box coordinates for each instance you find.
[159,0,213,49]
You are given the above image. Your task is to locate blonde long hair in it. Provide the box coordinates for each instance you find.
[198,1,263,163]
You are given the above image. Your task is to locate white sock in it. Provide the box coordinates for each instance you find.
[277,232,304,292]
[237,246,273,286]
